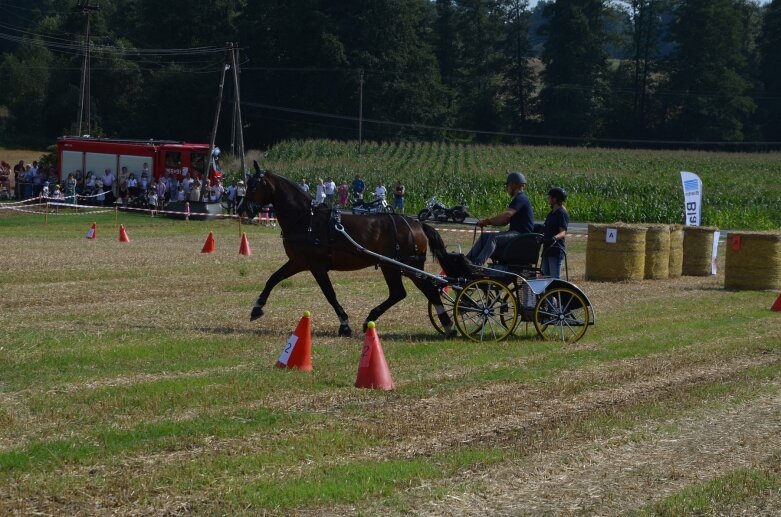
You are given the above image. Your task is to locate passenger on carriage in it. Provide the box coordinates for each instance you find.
[465,171,534,266]
[541,187,569,279]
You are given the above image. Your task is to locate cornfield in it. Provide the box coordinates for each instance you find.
[243,139,781,229]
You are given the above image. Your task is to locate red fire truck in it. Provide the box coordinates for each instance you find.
[57,136,222,186]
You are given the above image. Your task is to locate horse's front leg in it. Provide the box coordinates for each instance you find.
[309,268,352,337]
[251,260,304,321]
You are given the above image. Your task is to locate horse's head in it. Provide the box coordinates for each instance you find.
[245,160,275,206]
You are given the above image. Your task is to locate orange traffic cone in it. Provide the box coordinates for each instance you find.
[355,321,394,390]
[275,311,312,371]
[239,232,252,256]
[201,232,215,253]
[772,293,781,312]
[85,223,97,240]
[119,224,130,243]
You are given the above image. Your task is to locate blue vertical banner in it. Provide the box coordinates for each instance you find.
[680,171,702,226]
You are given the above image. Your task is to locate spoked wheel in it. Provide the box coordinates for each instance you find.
[533,287,590,343]
[454,279,518,341]
[427,287,456,334]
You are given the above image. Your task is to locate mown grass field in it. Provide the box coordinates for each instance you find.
[1,209,779,515]
[256,140,781,230]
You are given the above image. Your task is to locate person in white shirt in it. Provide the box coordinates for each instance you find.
[324,176,336,206]
[375,181,387,201]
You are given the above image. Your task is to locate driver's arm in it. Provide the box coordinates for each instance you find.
[477,208,516,227]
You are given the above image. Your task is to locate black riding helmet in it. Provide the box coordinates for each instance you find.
[506,171,527,185]
[548,187,567,203]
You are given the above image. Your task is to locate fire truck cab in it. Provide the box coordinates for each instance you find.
[57,136,222,188]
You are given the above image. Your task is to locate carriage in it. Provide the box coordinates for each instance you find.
[334,226,595,343]
[244,163,594,343]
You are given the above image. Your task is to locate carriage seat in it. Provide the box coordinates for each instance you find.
[490,232,544,274]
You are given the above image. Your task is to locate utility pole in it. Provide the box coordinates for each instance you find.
[203,48,230,202]
[76,1,99,136]
[230,44,246,178]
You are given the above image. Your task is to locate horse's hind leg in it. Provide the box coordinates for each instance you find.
[411,276,455,337]
[362,267,407,331]
[251,260,304,321]
[310,268,352,337]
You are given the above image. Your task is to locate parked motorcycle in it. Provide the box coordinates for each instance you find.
[417,197,470,223]
[351,196,394,215]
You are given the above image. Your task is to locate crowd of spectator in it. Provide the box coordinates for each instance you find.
[297,175,406,213]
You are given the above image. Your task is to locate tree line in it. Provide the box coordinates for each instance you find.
[1,0,780,151]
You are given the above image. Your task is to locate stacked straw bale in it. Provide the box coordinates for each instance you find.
[724,231,781,290]
[645,225,671,279]
[682,226,719,276]
[586,223,648,281]
[668,225,684,277]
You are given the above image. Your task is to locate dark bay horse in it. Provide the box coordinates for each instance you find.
[243,162,454,337]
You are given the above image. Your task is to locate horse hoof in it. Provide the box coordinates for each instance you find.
[250,306,264,321]
[338,324,352,337]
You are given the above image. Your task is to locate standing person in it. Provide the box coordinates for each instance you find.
[13,160,24,199]
[65,173,77,205]
[393,180,405,213]
[466,171,534,266]
[298,178,309,193]
[225,181,237,214]
[324,176,336,206]
[236,180,246,210]
[374,180,387,201]
[337,180,349,207]
[102,168,116,206]
[541,187,569,279]
[351,174,365,202]
[314,178,326,205]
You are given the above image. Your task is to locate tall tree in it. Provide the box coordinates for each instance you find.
[758,0,781,141]
[662,0,755,142]
[497,0,537,132]
[538,0,610,139]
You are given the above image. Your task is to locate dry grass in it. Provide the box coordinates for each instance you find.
[1,212,780,515]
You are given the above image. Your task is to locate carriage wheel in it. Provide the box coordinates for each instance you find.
[427,288,456,334]
[454,279,517,341]
[533,287,589,343]
[499,289,525,334]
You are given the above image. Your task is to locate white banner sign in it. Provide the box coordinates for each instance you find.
[680,171,702,226]
[712,231,720,275]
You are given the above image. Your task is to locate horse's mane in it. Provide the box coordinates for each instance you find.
[265,170,314,212]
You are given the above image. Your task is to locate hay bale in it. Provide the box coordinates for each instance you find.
[669,225,684,278]
[645,225,671,279]
[586,223,648,281]
[724,231,781,290]
[682,226,718,276]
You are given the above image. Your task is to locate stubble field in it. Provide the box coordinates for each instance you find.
[0,210,780,515]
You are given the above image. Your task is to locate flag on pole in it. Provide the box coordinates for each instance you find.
[680,171,702,226]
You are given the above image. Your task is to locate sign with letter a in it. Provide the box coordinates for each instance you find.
[606,228,617,244]
[680,171,702,226]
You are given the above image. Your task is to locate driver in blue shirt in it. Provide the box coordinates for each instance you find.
[466,171,534,266]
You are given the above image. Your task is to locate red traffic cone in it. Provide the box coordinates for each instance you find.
[239,232,252,256]
[119,224,130,243]
[201,232,215,253]
[772,293,781,312]
[85,223,97,240]
[355,321,394,390]
[275,311,312,371]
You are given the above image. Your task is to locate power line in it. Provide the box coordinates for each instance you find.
[242,101,781,147]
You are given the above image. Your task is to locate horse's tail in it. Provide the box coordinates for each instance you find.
[421,222,448,267]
